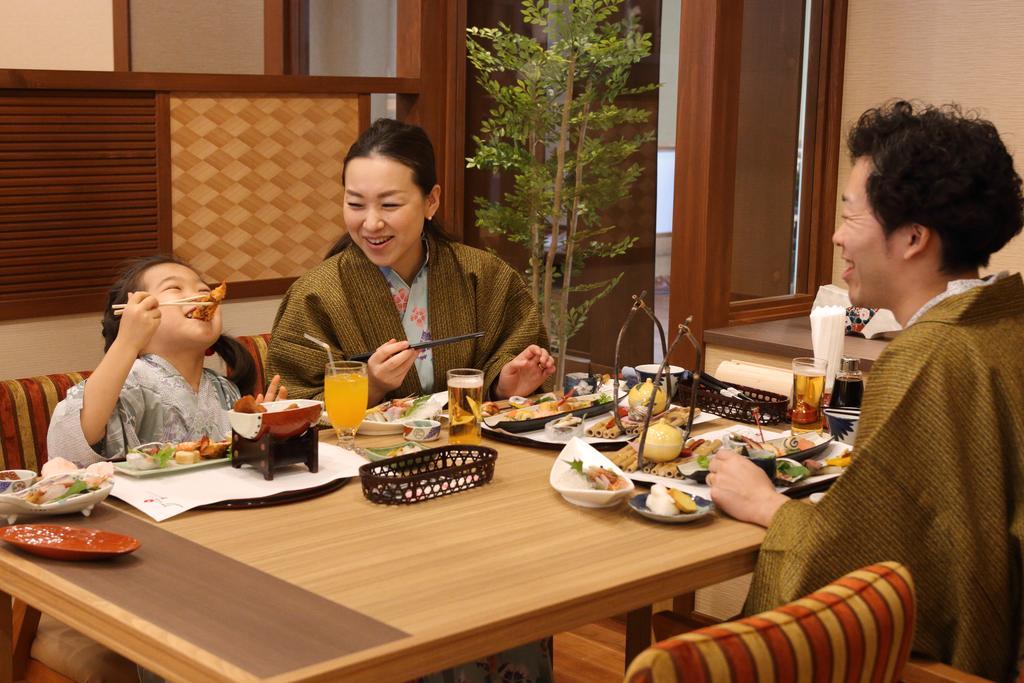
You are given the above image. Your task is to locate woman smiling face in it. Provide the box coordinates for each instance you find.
[343,154,440,283]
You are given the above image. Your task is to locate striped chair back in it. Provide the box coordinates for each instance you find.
[625,562,915,683]
[233,333,272,395]
[0,372,92,472]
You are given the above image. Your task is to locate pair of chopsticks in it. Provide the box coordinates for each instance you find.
[347,331,485,362]
[111,295,213,317]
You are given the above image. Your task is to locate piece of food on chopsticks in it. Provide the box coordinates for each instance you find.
[185,281,226,321]
[566,458,631,491]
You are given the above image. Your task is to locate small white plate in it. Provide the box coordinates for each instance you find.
[549,437,634,508]
[628,492,714,524]
[0,481,113,525]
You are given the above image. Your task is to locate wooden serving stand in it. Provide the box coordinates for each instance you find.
[231,426,319,481]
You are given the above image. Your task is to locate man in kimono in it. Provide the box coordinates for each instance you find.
[708,100,1024,679]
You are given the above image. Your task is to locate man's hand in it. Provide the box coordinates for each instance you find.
[708,449,789,527]
[494,345,556,399]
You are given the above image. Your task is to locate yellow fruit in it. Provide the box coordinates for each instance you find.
[627,379,668,414]
[667,488,697,514]
[640,420,684,462]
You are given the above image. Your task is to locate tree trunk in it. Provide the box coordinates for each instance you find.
[542,53,576,344]
[555,94,592,389]
[527,131,541,306]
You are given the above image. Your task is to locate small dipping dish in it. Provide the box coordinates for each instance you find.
[0,470,36,494]
[544,415,585,442]
[401,419,442,443]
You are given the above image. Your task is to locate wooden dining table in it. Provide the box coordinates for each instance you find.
[0,420,766,683]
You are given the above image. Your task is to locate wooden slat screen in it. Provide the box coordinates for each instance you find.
[0,91,162,320]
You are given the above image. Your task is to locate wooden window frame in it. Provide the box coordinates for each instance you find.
[0,0,466,320]
[668,0,849,366]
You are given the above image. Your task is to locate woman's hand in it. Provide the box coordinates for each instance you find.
[367,339,418,404]
[707,449,789,527]
[256,374,288,403]
[116,291,161,355]
[494,345,556,399]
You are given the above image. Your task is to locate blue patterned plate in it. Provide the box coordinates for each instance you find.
[628,492,714,524]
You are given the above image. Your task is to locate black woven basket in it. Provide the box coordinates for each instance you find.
[675,378,789,425]
[359,444,497,505]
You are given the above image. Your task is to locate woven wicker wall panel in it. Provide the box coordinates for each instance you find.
[170,96,358,282]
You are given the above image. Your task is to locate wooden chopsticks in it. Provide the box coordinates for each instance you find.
[111,296,214,317]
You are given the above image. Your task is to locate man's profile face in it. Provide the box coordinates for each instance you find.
[834,157,899,309]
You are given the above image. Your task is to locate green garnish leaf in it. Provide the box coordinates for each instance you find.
[401,394,432,418]
[55,480,88,501]
[569,459,585,474]
[697,453,711,469]
[597,393,612,404]
[154,445,175,468]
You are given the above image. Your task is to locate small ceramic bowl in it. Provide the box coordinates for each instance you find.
[0,470,36,494]
[401,419,441,443]
[824,408,860,445]
[635,363,688,398]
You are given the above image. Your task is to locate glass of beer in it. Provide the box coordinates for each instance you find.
[448,368,484,445]
[324,360,368,448]
[790,357,827,435]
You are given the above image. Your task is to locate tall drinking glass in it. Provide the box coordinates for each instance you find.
[448,368,484,445]
[790,357,827,435]
[324,360,368,448]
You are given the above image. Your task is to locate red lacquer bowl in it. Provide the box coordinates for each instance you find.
[228,399,323,440]
[0,525,140,561]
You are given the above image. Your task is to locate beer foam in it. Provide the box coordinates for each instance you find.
[448,376,483,388]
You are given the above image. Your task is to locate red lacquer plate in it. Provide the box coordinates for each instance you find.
[0,525,140,561]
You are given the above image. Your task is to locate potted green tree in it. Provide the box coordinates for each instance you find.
[467,0,657,388]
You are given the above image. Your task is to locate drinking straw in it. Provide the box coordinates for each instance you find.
[303,333,335,368]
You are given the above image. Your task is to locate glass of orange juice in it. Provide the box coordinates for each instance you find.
[324,360,368,448]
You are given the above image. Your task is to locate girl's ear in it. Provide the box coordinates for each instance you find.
[426,184,441,219]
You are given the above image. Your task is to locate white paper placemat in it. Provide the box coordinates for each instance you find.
[111,443,367,522]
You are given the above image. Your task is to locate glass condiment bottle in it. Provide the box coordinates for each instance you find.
[829,357,864,409]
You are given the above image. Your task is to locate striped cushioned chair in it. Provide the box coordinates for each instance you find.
[625,562,915,683]
[234,332,272,394]
[0,371,92,471]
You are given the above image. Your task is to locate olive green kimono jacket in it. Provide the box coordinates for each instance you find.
[747,274,1024,680]
[267,235,549,401]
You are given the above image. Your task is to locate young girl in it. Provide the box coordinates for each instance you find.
[47,255,285,467]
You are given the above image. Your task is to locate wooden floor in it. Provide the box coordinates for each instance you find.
[553,618,627,683]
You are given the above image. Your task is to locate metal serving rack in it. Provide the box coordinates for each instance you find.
[611,292,703,473]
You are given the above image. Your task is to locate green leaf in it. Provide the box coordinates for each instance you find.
[569,458,585,474]
[55,479,88,501]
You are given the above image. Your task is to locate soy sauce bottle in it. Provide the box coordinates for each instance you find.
[829,357,864,409]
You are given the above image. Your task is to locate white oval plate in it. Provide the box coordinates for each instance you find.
[549,437,634,508]
[628,492,714,524]
[0,481,114,525]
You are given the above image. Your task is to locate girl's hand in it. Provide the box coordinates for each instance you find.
[116,291,161,355]
[495,345,556,399]
[707,449,789,527]
[367,339,417,403]
[256,374,288,403]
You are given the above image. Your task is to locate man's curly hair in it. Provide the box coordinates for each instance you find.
[847,100,1023,273]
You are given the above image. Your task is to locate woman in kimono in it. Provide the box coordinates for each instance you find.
[267,118,554,407]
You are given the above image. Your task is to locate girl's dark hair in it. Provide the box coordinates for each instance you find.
[325,118,449,259]
[101,255,258,396]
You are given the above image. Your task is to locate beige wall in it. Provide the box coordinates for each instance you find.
[0,298,281,379]
[0,0,112,70]
[833,0,1024,285]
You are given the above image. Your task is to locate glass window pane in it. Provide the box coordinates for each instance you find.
[130,0,263,74]
[308,0,396,77]
[654,0,680,360]
[729,0,810,300]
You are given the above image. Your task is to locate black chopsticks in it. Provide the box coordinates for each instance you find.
[347,331,485,362]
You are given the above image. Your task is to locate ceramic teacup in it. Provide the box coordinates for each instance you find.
[401,419,442,443]
[824,408,860,446]
[635,364,688,399]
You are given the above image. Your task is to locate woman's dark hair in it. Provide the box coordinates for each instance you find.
[325,118,449,259]
[101,255,258,396]
[847,100,1024,273]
